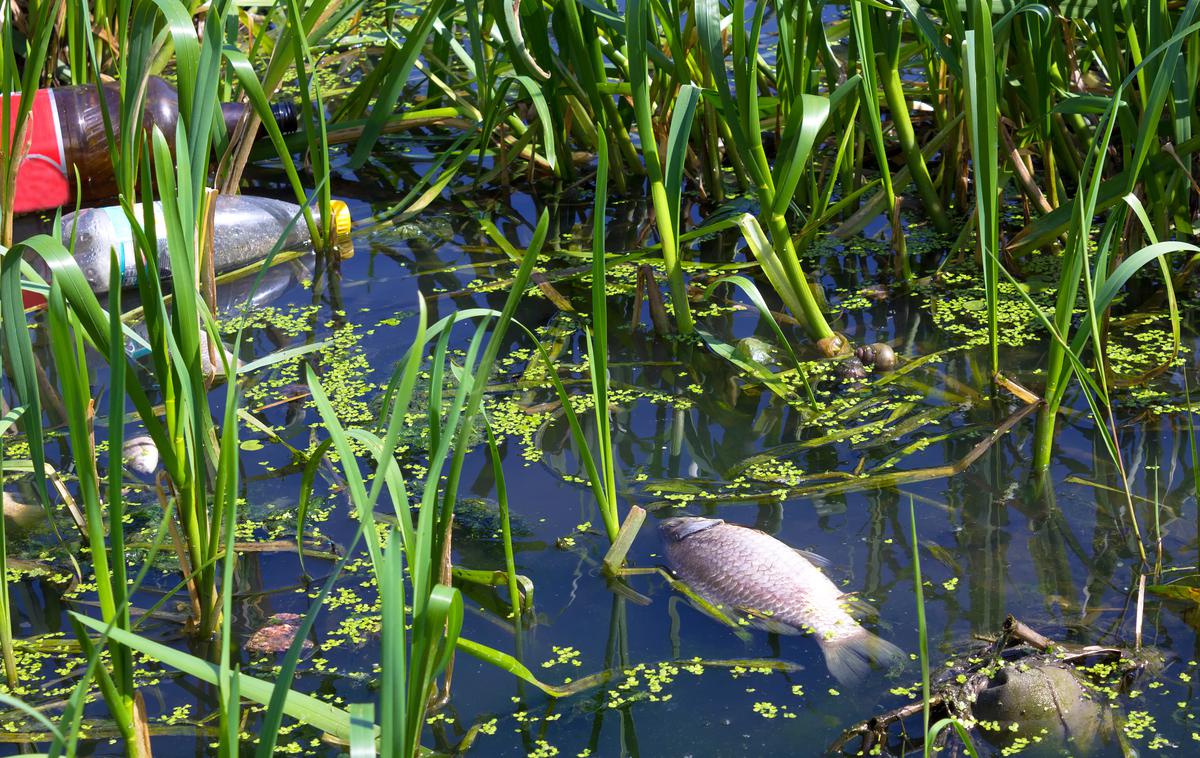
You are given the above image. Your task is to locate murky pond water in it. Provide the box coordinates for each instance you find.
[5,136,1200,756]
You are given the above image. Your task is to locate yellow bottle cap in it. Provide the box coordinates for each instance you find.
[329,199,353,257]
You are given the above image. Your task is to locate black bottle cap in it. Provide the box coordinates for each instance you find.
[270,100,299,135]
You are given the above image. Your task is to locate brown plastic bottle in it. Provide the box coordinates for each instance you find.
[8,76,298,214]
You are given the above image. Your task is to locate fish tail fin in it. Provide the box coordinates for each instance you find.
[819,629,905,686]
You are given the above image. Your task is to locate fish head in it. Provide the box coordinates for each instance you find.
[658,516,724,543]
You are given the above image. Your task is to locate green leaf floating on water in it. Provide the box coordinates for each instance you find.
[1147,583,1200,603]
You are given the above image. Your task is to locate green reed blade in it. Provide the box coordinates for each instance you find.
[254,524,370,757]
[771,93,830,218]
[222,49,320,237]
[72,613,355,739]
[702,275,817,408]
[282,0,333,238]
[926,717,981,757]
[0,247,51,520]
[589,133,618,539]
[367,298,429,511]
[48,627,105,758]
[664,84,700,234]
[306,363,387,570]
[345,429,416,538]
[46,280,135,743]
[0,385,15,686]
[432,213,548,573]
[294,437,336,577]
[511,319,610,524]
[222,669,241,758]
[962,6,1000,374]
[349,703,375,758]
[909,499,933,756]
[483,423,525,620]
[455,637,572,697]
[350,0,448,168]
[628,0,694,334]
[897,0,963,76]
[104,254,132,704]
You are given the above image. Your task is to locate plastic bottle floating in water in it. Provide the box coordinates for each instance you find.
[57,195,351,293]
[2,76,298,214]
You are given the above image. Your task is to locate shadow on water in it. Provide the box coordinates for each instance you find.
[5,141,1200,756]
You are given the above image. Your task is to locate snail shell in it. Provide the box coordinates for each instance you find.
[869,342,897,371]
[855,344,876,364]
[836,357,868,381]
[123,435,160,477]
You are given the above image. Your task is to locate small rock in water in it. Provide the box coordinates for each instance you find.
[122,435,159,477]
[245,613,312,654]
[972,662,1110,752]
[734,337,778,365]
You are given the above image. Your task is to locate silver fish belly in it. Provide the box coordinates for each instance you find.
[660,516,903,685]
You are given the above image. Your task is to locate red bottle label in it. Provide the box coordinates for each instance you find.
[3,89,71,214]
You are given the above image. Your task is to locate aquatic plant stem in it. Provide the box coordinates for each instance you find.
[628,0,694,335]
[649,181,696,335]
[485,426,524,619]
[0,414,17,687]
[590,135,620,541]
[765,213,834,343]
[878,68,950,234]
[1032,404,1057,471]
[910,498,932,757]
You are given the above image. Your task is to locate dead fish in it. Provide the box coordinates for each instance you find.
[245,613,313,655]
[660,516,903,685]
[3,492,44,530]
[199,329,243,377]
[122,435,159,477]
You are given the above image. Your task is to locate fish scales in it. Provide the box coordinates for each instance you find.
[664,521,854,637]
[660,516,904,685]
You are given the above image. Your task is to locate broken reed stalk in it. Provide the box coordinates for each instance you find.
[997,614,1053,652]
[602,505,647,574]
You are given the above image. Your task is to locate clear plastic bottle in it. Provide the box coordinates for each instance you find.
[124,254,314,361]
[58,195,350,293]
[5,76,298,214]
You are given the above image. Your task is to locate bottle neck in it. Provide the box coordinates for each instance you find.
[221,100,299,137]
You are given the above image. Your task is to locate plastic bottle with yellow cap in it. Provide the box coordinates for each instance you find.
[53,195,352,293]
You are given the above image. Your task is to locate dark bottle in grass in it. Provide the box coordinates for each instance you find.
[5,76,298,214]
[58,195,350,293]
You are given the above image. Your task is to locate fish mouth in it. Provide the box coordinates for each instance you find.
[658,516,724,542]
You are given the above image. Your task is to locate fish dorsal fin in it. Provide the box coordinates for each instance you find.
[661,517,724,542]
[795,548,831,569]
